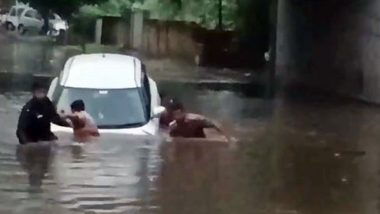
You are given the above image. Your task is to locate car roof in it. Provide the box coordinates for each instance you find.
[60,54,143,89]
[11,5,29,9]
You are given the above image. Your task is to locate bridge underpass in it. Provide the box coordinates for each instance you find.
[275,0,380,103]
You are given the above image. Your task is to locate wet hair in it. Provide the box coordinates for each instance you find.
[71,100,85,112]
[167,99,184,111]
[31,82,46,92]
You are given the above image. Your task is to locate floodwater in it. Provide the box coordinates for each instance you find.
[1,33,380,214]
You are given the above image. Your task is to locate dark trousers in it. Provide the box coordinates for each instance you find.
[16,141,54,187]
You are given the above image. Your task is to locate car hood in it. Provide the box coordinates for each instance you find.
[51,119,159,137]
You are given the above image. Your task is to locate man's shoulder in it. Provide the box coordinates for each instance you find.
[186,113,205,121]
[23,98,53,108]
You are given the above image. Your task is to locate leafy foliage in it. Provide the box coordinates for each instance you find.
[80,0,133,17]
[80,0,238,29]
[142,0,237,29]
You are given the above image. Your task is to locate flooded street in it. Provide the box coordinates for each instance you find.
[1,36,380,214]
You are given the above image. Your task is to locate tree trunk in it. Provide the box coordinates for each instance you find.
[42,15,49,34]
[40,9,49,35]
[217,0,223,30]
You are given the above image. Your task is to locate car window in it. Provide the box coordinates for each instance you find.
[48,13,61,20]
[34,12,42,20]
[9,8,15,16]
[16,8,25,16]
[55,87,148,128]
[48,13,55,20]
[54,13,62,20]
[24,10,34,18]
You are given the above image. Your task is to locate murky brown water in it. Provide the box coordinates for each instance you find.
[1,33,380,214]
[1,85,379,214]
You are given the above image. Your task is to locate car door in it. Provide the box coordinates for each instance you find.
[21,9,42,30]
[33,11,44,29]
[13,7,26,27]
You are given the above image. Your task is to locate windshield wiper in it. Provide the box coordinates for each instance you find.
[98,122,146,129]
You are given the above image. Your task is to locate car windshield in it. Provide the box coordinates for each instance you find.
[55,87,148,128]
[49,13,61,20]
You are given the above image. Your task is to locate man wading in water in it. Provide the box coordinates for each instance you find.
[61,99,99,143]
[166,100,230,139]
[16,82,69,189]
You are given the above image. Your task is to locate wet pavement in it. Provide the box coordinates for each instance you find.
[1,32,380,214]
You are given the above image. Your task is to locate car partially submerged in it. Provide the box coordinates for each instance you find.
[48,54,165,136]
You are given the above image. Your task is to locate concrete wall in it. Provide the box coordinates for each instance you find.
[276,0,380,102]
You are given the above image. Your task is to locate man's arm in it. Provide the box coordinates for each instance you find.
[199,117,235,141]
[48,101,70,127]
[202,118,225,134]
[168,121,179,137]
[16,106,29,144]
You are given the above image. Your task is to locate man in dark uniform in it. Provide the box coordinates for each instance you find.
[16,82,69,189]
[16,82,69,144]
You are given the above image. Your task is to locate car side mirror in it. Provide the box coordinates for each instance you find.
[152,106,166,118]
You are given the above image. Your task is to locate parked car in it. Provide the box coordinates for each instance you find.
[47,13,69,37]
[5,5,68,36]
[4,5,28,30]
[48,54,165,136]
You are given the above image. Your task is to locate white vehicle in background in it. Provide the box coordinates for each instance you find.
[47,13,69,37]
[5,5,68,36]
[4,5,27,30]
[48,54,165,136]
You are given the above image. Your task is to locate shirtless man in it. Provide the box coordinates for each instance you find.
[63,100,99,142]
[167,101,228,139]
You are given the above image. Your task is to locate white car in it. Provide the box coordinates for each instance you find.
[5,5,68,36]
[4,5,27,30]
[47,13,69,37]
[47,54,165,136]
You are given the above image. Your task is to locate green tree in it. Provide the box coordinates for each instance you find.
[141,0,237,29]
[163,0,270,53]
[78,0,237,29]
[80,0,133,17]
